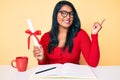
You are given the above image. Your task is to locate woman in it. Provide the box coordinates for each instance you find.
[33,0,105,67]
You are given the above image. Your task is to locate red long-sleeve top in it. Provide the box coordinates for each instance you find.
[38,29,100,67]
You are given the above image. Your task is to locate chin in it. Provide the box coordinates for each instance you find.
[63,25,70,29]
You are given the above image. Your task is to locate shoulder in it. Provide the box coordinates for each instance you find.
[75,28,90,41]
[40,32,50,41]
[39,32,50,45]
[42,32,50,37]
[77,28,89,36]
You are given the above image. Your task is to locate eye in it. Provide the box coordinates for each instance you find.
[58,10,74,18]
[61,11,67,15]
[70,12,74,15]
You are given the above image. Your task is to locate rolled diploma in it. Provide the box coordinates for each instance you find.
[27,19,40,46]
[27,19,43,60]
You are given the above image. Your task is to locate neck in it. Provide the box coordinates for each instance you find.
[57,26,68,47]
[58,25,68,34]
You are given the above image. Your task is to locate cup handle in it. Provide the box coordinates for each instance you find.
[11,60,17,68]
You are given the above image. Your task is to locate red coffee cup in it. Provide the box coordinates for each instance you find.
[11,56,28,72]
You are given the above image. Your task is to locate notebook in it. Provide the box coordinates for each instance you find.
[28,63,97,80]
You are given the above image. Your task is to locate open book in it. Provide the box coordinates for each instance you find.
[28,63,97,80]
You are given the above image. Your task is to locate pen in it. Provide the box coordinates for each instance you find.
[35,67,56,74]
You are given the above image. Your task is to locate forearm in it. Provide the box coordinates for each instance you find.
[88,34,100,67]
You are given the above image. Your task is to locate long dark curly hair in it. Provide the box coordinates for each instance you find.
[48,0,81,53]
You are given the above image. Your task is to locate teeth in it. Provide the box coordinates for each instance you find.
[64,21,69,23]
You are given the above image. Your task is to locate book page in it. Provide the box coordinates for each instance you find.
[30,64,62,76]
[28,63,97,80]
[61,63,97,79]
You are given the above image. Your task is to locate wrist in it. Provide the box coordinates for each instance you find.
[37,55,45,61]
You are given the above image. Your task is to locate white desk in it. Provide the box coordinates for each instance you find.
[0,65,120,80]
[91,66,120,80]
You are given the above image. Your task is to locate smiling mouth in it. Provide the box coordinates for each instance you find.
[64,20,70,24]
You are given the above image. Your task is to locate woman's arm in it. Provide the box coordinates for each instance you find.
[80,19,105,67]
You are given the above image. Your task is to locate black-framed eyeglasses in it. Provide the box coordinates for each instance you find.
[58,10,74,18]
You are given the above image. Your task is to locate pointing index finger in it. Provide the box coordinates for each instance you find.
[100,19,106,25]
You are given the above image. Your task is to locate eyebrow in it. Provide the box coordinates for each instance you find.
[59,10,73,12]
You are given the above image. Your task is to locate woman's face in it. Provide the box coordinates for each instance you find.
[57,5,74,29]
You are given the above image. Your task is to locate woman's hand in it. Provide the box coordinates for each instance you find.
[92,19,105,34]
[33,46,44,61]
